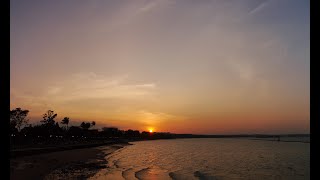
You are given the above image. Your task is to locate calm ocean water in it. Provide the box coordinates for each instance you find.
[90,138,310,180]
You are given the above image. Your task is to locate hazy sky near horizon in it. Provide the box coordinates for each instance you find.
[10,0,309,134]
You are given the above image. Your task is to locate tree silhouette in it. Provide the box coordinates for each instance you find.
[41,110,57,126]
[91,121,96,127]
[61,117,70,129]
[80,122,91,130]
[102,127,120,137]
[10,120,18,134]
[10,108,29,131]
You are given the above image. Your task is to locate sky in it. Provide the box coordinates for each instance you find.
[10,0,310,134]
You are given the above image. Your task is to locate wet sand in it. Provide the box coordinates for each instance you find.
[10,143,130,180]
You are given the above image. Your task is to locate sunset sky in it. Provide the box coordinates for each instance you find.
[10,0,309,134]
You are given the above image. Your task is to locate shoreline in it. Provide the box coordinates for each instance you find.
[10,142,131,180]
[249,138,310,143]
[10,140,127,158]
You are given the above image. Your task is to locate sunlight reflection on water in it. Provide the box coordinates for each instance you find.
[90,138,309,180]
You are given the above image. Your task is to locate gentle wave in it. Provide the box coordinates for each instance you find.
[90,138,310,180]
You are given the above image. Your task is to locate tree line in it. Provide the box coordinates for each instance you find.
[10,108,98,136]
[10,107,174,147]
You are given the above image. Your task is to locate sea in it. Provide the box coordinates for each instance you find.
[90,138,310,180]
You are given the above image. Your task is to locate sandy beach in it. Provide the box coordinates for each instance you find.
[10,143,130,180]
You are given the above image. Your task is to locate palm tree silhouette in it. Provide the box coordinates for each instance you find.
[61,117,70,130]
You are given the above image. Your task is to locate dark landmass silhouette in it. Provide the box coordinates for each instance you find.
[10,107,310,157]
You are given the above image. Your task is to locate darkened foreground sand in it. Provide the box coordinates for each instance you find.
[11,140,120,158]
[10,143,130,180]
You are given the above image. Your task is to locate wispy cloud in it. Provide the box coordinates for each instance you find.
[105,0,173,33]
[225,58,271,98]
[226,59,254,81]
[11,72,157,112]
[248,0,270,15]
[139,1,159,13]
[55,72,156,100]
[137,110,185,126]
[47,86,62,95]
[138,0,174,14]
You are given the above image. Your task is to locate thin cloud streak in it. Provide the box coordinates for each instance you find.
[11,72,157,109]
[248,0,270,15]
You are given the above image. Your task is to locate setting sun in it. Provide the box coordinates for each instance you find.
[9,1,310,179]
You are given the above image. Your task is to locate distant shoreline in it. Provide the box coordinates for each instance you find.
[249,138,310,143]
